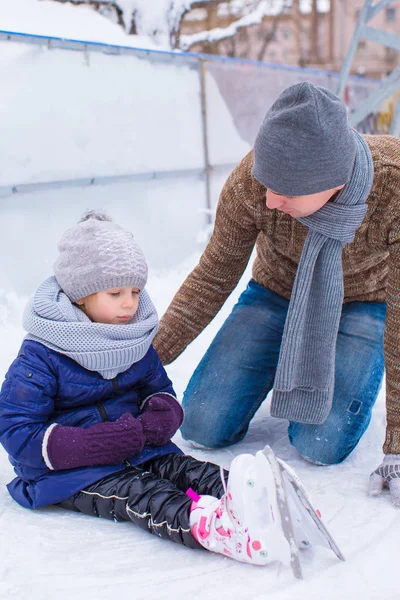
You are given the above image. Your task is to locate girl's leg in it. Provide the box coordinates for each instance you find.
[142,452,227,499]
[59,467,200,548]
[58,453,305,567]
[181,281,288,448]
[288,301,386,465]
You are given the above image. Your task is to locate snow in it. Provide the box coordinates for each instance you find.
[223,0,330,16]
[118,0,190,46]
[182,2,282,48]
[2,0,331,52]
[1,0,217,50]
[1,0,157,49]
[0,258,399,599]
[0,177,209,295]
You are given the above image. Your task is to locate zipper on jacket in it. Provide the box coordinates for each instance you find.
[95,402,108,422]
[112,377,119,395]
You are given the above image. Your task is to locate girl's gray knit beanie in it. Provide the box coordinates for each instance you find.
[53,211,148,302]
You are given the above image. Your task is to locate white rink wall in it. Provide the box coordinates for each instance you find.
[0,38,250,294]
[0,32,377,295]
[0,45,205,184]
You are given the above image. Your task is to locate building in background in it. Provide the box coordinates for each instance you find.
[331,0,400,78]
[181,0,400,79]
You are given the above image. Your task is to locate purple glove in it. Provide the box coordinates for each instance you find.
[44,413,145,471]
[137,394,184,447]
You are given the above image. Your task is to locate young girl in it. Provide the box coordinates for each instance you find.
[0,211,300,567]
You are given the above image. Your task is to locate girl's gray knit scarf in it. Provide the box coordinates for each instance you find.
[23,276,158,379]
[271,131,374,424]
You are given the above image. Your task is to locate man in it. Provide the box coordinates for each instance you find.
[153,81,400,507]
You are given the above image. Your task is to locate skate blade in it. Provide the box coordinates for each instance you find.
[260,446,304,579]
[276,457,345,562]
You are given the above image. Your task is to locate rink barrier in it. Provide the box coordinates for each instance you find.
[0,28,386,290]
[0,29,383,216]
[0,29,379,201]
[0,164,236,199]
[0,29,375,78]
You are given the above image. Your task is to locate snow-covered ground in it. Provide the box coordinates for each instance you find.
[0,257,398,600]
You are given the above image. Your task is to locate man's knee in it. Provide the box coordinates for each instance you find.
[180,413,227,449]
[340,303,386,344]
[289,431,352,466]
[181,405,245,449]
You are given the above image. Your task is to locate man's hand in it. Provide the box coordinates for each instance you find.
[369,454,400,507]
[138,394,184,447]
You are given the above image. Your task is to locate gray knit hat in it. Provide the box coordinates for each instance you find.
[53,211,148,302]
[253,81,357,196]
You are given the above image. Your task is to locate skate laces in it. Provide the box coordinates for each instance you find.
[216,466,237,531]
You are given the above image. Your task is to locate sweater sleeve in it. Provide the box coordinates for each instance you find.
[153,152,260,365]
[0,342,58,470]
[383,218,400,453]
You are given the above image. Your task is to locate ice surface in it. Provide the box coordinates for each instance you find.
[0,260,398,600]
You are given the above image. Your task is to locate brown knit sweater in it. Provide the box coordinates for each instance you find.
[154,135,400,454]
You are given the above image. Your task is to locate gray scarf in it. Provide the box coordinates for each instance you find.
[271,131,374,424]
[23,276,158,379]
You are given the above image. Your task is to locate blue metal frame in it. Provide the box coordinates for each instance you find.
[337,0,400,135]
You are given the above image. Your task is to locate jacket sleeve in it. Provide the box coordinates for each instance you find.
[0,342,58,470]
[135,346,176,408]
[153,151,260,365]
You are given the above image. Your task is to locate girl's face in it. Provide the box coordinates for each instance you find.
[266,185,345,218]
[76,287,140,324]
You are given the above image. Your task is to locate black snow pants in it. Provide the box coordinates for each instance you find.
[58,453,227,549]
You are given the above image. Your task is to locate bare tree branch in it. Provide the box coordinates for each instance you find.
[180,0,290,51]
[256,0,291,61]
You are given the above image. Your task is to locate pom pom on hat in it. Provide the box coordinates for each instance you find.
[79,210,113,223]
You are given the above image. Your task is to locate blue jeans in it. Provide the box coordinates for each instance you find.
[181,280,386,465]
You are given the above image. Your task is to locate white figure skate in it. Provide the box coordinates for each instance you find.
[189,451,293,566]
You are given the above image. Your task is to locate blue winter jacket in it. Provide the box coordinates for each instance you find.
[0,339,182,509]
